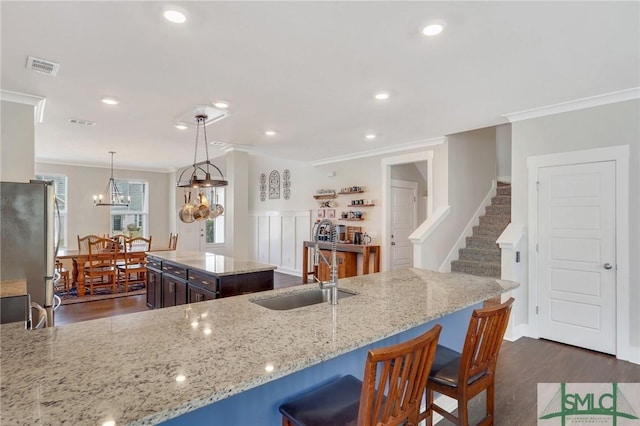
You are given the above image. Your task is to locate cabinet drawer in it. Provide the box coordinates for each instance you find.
[162,262,186,279]
[187,270,218,292]
[147,256,161,271]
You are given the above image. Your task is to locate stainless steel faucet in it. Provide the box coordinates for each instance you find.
[313,219,339,305]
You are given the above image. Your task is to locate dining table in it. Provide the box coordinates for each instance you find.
[56,247,150,296]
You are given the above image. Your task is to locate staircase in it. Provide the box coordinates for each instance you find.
[450,183,511,278]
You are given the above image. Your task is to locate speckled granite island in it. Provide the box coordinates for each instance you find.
[0,268,518,425]
[145,251,276,309]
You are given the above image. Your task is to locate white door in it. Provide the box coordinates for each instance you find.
[390,180,417,270]
[537,161,616,354]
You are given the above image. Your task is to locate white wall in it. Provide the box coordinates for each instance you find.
[496,123,512,182]
[511,99,640,359]
[1,100,35,182]
[36,162,172,249]
[415,127,497,270]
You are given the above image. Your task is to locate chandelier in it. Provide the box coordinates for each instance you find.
[176,114,228,188]
[93,151,130,207]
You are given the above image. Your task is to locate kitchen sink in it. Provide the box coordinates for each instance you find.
[251,288,356,311]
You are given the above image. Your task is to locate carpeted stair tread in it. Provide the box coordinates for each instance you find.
[465,236,499,249]
[479,214,511,227]
[491,196,511,205]
[496,186,511,196]
[459,247,501,263]
[485,205,511,216]
[451,259,501,278]
[472,225,505,239]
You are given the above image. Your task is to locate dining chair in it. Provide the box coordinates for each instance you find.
[280,324,442,426]
[54,259,70,293]
[117,236,152,292]
[168,233,178,250]
[85,236,119,295]
[77,234,101,252]
[421,297,515,426]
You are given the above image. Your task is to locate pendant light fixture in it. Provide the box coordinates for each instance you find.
[93,151,130,206]
[176,114,228,188]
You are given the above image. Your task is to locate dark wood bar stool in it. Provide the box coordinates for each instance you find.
[280,324,442,426]
[421,297,514,426]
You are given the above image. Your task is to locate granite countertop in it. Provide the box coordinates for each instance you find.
[0,268,518,425]
[147,250,277,276]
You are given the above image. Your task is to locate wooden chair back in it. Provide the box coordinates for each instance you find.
[87,237,119,267]
[458,297,514,385]
[358,324,442,426]
[168,233,178,250]
[124,236,152,260]
[77,234,101,252]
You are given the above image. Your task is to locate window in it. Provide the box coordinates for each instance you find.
[110,180,148,237]
[35,174,68,249]
[204,187,225,244]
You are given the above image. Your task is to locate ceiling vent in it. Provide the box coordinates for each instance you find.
[26,56,60,76]
[68,118,96,127]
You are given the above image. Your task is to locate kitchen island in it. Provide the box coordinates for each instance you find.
[0,268,517,425]
[145,250,276,308]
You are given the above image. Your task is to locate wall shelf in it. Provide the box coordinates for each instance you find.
[338,190,364,195]
[347,204,375,207]
[339,218,365,221]
[313,193,336,200]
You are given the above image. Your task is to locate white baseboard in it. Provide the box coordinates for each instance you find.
[438,180,497,272]
[274,268,301,277]
[503,324,528,342]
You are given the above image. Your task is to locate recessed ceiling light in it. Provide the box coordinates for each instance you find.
[422,24,444,36]
[175,374,186,382]
[213,100,230,109]
[374,92,389,100]
[174,124,188,130]
[365,134,377,140]
[164,10,186,24]
[265,130,276,136]
[101,97,119,105]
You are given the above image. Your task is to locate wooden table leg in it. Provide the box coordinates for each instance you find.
[77,257,87,296]
[373,247,380,273]
[302,246,309,284]
[363,247,371,275]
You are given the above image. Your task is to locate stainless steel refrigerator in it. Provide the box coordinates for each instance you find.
[1,180,58,327]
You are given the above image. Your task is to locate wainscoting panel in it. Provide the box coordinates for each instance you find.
[249,210,311,275]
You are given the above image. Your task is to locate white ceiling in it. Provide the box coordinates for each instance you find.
[2,1,638,172]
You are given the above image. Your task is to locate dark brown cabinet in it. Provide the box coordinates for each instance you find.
[146,255,274,309]
[187,285,217,303]
[317,250,357,282]
[218,270,274,298]
[146,266,162,309]
[162,274,187,307]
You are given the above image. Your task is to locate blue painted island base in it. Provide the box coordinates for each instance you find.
[162,304,476,426]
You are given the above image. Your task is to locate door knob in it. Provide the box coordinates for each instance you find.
[604,263,613,270]
[391,242,396,246]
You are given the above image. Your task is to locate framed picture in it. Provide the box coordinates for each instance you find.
[317,209,325,218]
[326,209,335,219]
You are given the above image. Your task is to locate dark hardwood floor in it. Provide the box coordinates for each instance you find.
[436,337,640,425]
[54,271,303,325]
[53,274,640,426]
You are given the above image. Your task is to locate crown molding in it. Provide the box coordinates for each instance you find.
[502,87,640,123]
[36,158,173,173]
[0,90,47,123]
[310,136,446,166]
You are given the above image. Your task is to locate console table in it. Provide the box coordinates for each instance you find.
[302,241,381,283]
